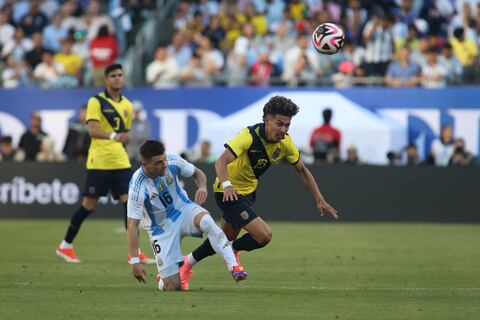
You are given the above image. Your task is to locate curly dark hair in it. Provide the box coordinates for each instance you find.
[263,96,299,120]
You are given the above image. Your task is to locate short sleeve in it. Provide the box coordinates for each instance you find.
[127,184,145,220]
[168,154,195,177]
[86,97,101,122]
[225,128,253,158]
[284,135,300,165]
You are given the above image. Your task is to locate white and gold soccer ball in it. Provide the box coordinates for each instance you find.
[312,22,345,55]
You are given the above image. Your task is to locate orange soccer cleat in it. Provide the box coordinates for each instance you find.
[56,246,81,263]
[179,256,193,290]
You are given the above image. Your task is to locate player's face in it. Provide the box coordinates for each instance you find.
[264,114,291,142]
[144,153,168,178]
[105,69,124,90]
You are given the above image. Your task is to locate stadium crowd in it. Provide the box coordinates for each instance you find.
[0,0,480,87]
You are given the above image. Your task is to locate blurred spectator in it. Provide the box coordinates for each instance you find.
[126,101,151,168]
[179,52,212,87]
[421,48,448,88]
[287,0,307,22]
[309,108,341,162]
[405,143,422,166]
[448,138,476,166]
[385,47,421,87]
[146,46,178,88]
[24,31,45,69]
[448,146,474,166]
[249,47,280,86]
[42,11,67,52]
[18,112,48,161]
[344,145,361,165]
[167,31,193,67]
[2,54,31,88]
[82,0,115,42]
[439,43,463,84]
[245,3,267,36]
[386,151,402,166]
[343,0,368,45]
[283,33,322,86]
[19,0,48,37]
[430,123,455,166]
[450,27,478,83]
[36,137,66,162]
[264,0,286,30]
[331,60,355,88]
[89,25,119,87]
[0,136,24,162]
[197,36,224,77]
[363,11,395,76]
[194,140,216,164]
[1,27,33,62]
[54,38,83,81]
[0,10,15,49]
[63,105,90,161]
[419,0,452,38]
[272,21,295,55]
[33,49,71,88]
[201,15,225,49]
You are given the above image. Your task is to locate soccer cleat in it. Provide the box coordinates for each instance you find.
[56,246,81,263]
[231,265,247,282]
[179,256,193,290]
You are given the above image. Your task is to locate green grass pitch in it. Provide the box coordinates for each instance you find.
[1,220,479,320]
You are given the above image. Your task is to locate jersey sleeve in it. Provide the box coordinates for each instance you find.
[284,135,301,165]
[224,128,252,158]
[127,182,145,220]
[85,97,101,122]
[168,154,195,177]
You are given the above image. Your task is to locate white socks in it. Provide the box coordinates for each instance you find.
[59,240,72,249]
[199,214,238,270]
[186,253,197,266]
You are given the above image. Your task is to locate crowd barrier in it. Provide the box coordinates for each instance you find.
[0,162,478,222]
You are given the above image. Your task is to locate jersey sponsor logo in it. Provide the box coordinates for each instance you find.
[89,186,96,194]
[240,211,249,220]
[272,147,281,159]
[156,255,163,267]
[250,149,262,153]
[151,192,158,200]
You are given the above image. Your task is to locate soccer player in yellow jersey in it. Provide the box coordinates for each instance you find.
[56,64,153,264]
[179,95,338,287]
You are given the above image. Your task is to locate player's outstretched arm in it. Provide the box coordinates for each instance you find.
[127,218,148,283]
[293,158,339,220]
[192,166,208,204]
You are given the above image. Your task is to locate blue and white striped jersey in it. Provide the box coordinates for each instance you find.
[127,154,195,236]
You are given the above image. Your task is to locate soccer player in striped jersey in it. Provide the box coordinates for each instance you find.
[127,140,246,291]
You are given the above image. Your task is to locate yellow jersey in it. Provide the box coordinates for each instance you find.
[213,124,300,195]
[85,90,133,170]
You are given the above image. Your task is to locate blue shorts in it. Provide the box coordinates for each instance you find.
[83,168,132,199]
[214,192,258,229]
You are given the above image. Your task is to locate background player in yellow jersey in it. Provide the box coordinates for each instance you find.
[56,64,153,264]
[179,96,339,287]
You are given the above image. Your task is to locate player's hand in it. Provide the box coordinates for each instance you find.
[317,200,339,220]
[115,133,131,144]
[195,187,208,204]
[132,264,148,284]
[223,186,239,202]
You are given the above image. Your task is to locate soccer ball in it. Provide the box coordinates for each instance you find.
[312,23,345,55]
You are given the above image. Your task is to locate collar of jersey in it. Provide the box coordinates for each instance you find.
[103,89,123,102]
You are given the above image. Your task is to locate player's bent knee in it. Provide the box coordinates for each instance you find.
[258,230,272,246]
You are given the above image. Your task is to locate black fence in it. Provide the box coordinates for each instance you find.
[0,162,478,222]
